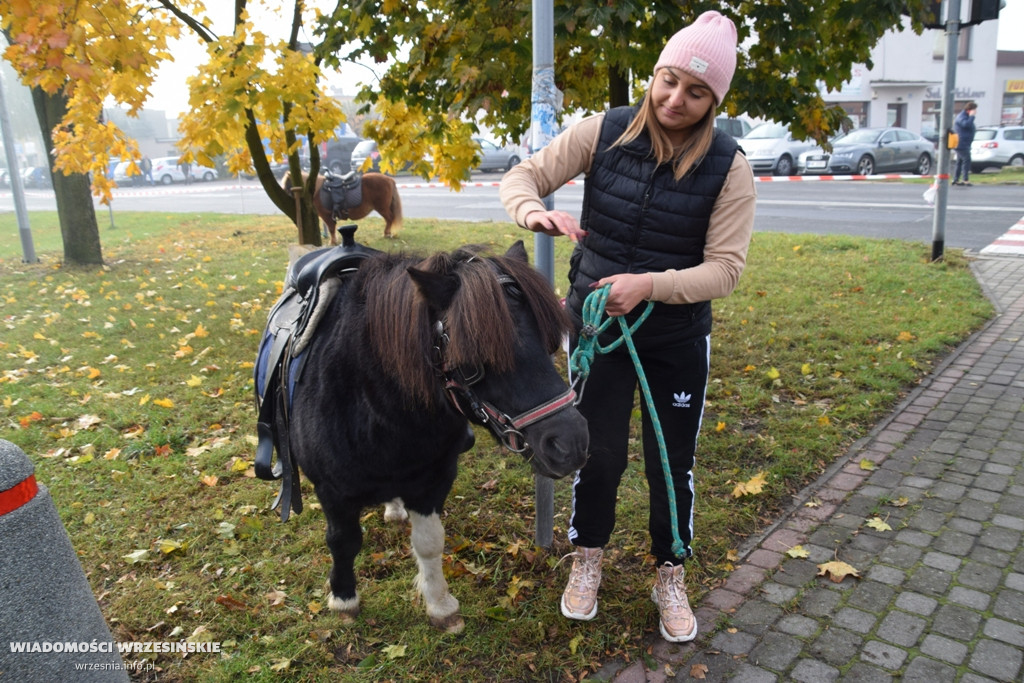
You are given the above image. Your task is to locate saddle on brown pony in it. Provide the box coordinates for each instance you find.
[319,171,363,223]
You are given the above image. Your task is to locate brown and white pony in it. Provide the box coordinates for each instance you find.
[282,171,403,242]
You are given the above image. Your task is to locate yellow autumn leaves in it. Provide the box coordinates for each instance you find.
[731,471,768,498]
[782,511,894,583]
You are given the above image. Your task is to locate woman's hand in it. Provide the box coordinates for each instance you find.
[592,273,654,316]
[524,210,587,242]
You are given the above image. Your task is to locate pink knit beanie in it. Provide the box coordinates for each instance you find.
[653,11,738,104]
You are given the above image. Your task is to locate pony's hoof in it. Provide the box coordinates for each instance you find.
[429,613,465,633]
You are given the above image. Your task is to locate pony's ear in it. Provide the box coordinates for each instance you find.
[504,240,529,263]
[407,267,461,310]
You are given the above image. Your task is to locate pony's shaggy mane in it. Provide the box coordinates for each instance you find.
[362,245,571,407]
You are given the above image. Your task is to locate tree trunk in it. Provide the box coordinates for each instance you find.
[608,66,630,109]
[30,87,103,266]
[244,111,323,246]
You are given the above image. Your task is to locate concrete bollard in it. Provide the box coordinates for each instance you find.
[0,439,130,682]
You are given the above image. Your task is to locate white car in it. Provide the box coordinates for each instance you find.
[971,126,1024,172]
[150,156,218,184]
[740,122,817,176]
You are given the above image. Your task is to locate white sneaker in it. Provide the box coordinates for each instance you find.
[652,562,697,642]
[560,547,603,620]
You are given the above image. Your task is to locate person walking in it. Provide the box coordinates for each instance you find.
[952,101,977,186]
[177,157,192,185]
[500,10,755,643]
[140,156,154,186]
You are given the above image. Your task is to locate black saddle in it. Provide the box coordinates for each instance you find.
[254,225,380,520]
[321,171,363,222]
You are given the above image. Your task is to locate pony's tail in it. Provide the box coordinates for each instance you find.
[389,180,403,234]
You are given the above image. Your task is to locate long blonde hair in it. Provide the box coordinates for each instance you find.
[613,68,717,181]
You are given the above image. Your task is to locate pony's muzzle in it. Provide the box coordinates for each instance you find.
[524,409,589,479]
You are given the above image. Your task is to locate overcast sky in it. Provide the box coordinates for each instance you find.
[147,0,1024,118]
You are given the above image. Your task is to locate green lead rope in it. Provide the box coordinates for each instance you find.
[569,284,687,558]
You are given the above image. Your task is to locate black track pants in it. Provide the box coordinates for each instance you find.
[568,333,709,565]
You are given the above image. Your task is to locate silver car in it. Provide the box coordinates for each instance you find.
[971,126,1024,172]
[473,137,523,172]
[740,122,816,176]
[797,127,933,176]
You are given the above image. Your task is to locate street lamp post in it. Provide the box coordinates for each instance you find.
[531,0,557,548]
[0,73,37,263]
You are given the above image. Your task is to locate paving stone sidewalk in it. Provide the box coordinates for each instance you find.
[596,254,1024,683]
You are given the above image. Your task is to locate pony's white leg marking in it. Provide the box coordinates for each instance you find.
[384,498,408,523]
[409,510,463,632]
[327,591,360,621]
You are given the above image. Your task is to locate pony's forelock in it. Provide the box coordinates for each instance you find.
[362,246,569,408]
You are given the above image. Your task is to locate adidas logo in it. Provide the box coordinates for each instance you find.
[672,391,691,408]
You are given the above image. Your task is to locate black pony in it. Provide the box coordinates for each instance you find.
[274,240,588,632]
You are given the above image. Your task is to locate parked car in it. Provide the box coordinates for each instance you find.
[715,117,751,139]
[349,140,416,174]
[739,122,816,176]
[349,139,381,173]
[473,137,522,172]
[149,156,218,184]
[797,127,933,176]
[971,126,1024,172]
[324,137,363,175]
[21,166,51,189]
[113,159,144,186]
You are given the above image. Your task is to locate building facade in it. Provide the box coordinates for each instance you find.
[821,15,1022,138]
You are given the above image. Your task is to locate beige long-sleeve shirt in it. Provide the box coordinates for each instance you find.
[500,113,757,304]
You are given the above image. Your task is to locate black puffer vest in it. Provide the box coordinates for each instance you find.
[567,106,739,347]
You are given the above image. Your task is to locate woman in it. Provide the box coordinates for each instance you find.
[499,10,755,643]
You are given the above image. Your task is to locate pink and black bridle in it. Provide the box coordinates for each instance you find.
[436,274,577,454]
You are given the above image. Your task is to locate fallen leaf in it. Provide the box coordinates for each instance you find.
[383,644,406,660]
[158,539,186,555]
[817,560,860,583]
[859,458,877,471]
[123,549,151,564]
[690,662,709,679]
[787,545,810,558]
[200,474,219,487]
[76,414,102,430]
[865,517,892,532]
[732,471,767,498]
[215,594,249,611]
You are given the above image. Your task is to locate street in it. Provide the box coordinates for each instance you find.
[1,173,1021,253]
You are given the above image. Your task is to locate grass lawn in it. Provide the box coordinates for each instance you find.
[0,210,995,681]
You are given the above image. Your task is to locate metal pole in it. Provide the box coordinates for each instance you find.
[931,0,961,262]
[0,73,37,263]
[531,0,556,548]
